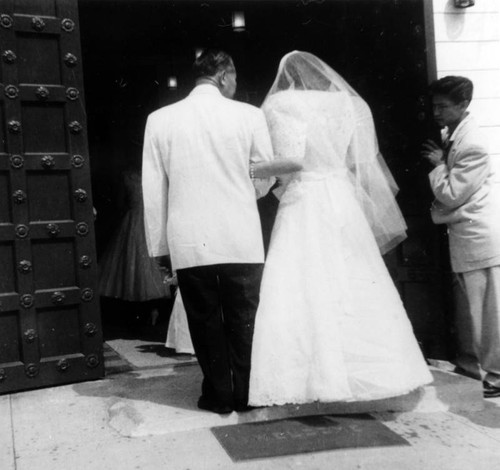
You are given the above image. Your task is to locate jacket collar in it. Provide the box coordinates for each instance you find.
[189,84,222,97]
[448,112,473,142]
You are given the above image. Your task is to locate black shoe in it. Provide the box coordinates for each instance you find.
[454,366,481,381]
[234,401,261,412]
[483,382,500,398]
[197,396,233,414]
[234,404,256,412]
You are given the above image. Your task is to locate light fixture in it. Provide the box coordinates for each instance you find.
[195,48,204,59]
[232,11,245,32]
[454,0,475,7]
[167,76,178,90]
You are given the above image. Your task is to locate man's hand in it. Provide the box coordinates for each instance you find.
[421,139,445,167]
[163,272,178,288]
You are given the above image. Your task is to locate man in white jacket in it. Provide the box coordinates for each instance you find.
[142,50,274,413]
[422,76,500,398]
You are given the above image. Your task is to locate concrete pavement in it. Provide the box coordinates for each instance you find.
[2,356,500,470]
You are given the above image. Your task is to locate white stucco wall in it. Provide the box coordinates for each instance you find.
[431,0,500,174]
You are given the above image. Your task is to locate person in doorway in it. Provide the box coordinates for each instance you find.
[142,49,300,414]
[98,163,170,325]
[422,76,500,399]
[249,51,432,407]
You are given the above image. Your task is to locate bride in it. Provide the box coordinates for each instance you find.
[248,51,433,406]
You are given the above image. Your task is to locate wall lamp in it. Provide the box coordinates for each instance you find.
[167,76,178,90]
[232,11,245,32]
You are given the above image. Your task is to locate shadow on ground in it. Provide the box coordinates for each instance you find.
[73,364,202,412]
[135,344,191,358]
[454,400,500,429]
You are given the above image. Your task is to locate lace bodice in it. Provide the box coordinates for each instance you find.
[262,88,407,254]
[263,90,355,173]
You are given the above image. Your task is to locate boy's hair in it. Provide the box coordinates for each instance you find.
[429,76,473,104]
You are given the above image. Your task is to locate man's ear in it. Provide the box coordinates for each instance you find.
[218,70,227,86]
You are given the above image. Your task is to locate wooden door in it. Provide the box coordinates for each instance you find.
[0,0,103,394]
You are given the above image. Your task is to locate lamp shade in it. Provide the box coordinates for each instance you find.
[232,11,245,31]
[167,76,177,89]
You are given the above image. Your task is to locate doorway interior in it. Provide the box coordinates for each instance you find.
[78,0,452,365]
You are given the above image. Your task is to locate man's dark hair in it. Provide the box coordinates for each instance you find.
[192,49,235,80]
[429,76,473,104]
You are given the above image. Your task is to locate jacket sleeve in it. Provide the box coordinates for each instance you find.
[142,115,169,257]
[250,109,276,199]
[429,143,490,209]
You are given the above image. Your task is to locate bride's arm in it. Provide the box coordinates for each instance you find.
[251,158,302,179]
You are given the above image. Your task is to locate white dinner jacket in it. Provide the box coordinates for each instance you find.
[429,114,500,272]
[142,84,274,271]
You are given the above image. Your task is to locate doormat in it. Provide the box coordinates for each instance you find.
[211,414,409,462]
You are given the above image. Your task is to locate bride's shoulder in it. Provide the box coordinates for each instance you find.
[262,91,312,116]
[265,90,350,107]
[264,90,300,108]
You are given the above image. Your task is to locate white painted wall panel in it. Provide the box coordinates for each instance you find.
[468,98,500,126]
[482,127,500,154]
[491,155,500,181]
[433,11,499,42]
[432,0,498,14]
[435,41,500,71]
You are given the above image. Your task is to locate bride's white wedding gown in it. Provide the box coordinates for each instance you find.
[248,90,433,406]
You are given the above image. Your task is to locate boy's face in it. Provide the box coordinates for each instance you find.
[432,94,468,129]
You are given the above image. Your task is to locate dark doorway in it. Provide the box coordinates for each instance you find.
[78,0,453,359]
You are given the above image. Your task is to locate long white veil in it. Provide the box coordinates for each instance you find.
[263,51,407,254]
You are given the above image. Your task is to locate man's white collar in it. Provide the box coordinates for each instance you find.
[190,83,222,96]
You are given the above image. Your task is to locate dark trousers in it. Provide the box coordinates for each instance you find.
[177,263,264,408]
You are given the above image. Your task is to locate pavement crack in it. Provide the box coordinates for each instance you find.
[9,395,18,470]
